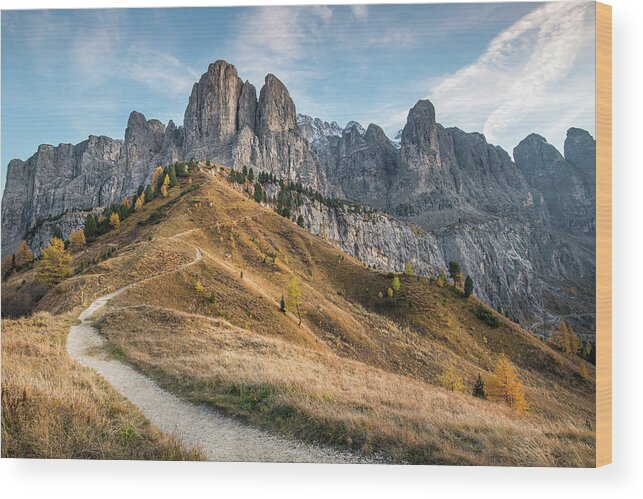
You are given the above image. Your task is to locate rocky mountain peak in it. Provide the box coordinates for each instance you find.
[343,121,365,136]
[400,100,438,150]
[564,127,596,181]
[183,59,243,158]
[256,73,296,134]
[364,123,389,143]
[513,133,566,176]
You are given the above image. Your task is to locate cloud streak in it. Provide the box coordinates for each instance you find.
[427,1,595,152]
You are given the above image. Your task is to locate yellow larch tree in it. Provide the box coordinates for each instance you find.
[15,240,33,268]
[109,212,120,229]
[485,354,528,412]
[36,237,73,286]
[287,277,303,325]
[151,166,164,193]
[68,229,86,252]
[135,192,145,211]
[161,174,170,198]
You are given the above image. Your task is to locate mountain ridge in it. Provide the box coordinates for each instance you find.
[1,59,596,329]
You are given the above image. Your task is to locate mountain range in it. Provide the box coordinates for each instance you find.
[0,60,596,330]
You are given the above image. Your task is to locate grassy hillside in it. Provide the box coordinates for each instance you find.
[1,311,202,460]
[2,167,595,465]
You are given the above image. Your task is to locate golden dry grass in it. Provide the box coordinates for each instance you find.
[1,311,202,460]
[97,305,594,466]
[2,171,596,465]
[88,172,595,466]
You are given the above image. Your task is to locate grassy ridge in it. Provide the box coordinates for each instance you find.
[91,172,595,466]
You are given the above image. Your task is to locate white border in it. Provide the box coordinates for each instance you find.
[1,0,641,497]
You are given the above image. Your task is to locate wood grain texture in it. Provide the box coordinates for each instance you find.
[596,1,612,468]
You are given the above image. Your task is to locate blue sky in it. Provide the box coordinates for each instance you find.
[1,2,595,186]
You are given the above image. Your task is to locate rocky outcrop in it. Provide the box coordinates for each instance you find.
[2,136,123,256]
[565,127,596,198]
[183,60,244,161]
[237,81,257,133]
[1,110,182,256]
[514,134,594,234]
[296,114,342,143]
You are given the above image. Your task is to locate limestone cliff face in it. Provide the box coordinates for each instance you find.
[1,110,181,256]
[1,59,596,328]
[183,60,244,161]
[514,133,594,235]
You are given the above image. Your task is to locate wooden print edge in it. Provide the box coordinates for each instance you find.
[595,0,612,468]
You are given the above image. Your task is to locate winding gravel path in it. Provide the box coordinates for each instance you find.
[67,247,367,463]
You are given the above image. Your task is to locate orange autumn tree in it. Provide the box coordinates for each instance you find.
[486,354,528,412]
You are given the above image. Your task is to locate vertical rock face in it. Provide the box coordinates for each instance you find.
[121,111,165,194]
[237,81,257,133]
[565,127,596,198]
[322,123,398,210]
[514,133,594,234]
[256,74,296,134]
[1,136,124,255]
[183,60,243,160]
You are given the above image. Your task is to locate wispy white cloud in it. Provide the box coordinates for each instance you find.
[425,1,595,152]
[125,46,200,97]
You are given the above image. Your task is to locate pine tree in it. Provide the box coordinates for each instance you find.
[449,260,462,286]
[464,275,474,298]
[242,165,248,177]
[473,373,487,399]
[392,276,401,293]
[486,354,528,412]
[36,237,73,286]
[144,184,154,202]
[287,277,303,325]
[83,214,97,240]
[68,229,86,252]
[176,163,188,177]
[52,227,64,241]
[296,214,305,228]
[109,212,120,229]
[254,183,264,203]
[161,174,170,198]
[15,240,34,268]
[248,167,254,181]
[168,164,178,187]
[279,295,286,313]
[137,184,145,197]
